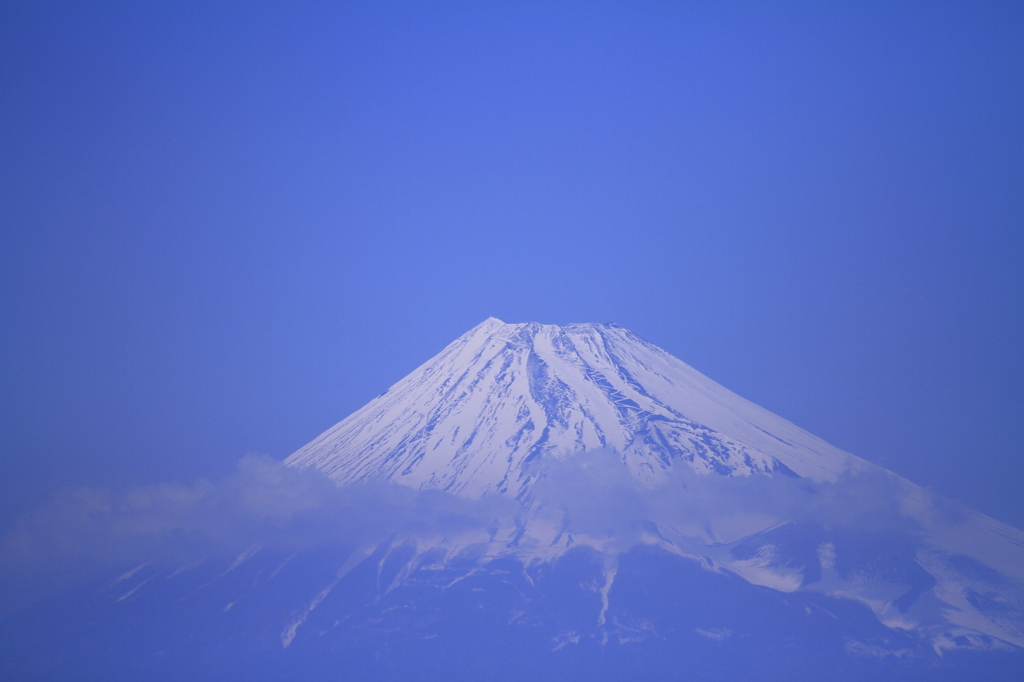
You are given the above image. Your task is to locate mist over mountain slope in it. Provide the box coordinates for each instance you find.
[2,319,1022,680]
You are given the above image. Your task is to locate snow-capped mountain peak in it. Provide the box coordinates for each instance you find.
[286,318,853,496]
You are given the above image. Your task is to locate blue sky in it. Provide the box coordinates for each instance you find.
[2,1,1022,530]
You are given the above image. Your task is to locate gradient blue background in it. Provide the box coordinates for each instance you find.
[2,1,1022,530]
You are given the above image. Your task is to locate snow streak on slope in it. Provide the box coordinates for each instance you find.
[287,318,854,497]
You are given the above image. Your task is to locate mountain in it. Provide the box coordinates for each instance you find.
[3,319,1022,681]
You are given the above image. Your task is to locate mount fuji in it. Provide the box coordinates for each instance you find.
[3,319,1022,681]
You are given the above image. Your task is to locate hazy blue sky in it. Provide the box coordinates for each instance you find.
[2,1,1022,530]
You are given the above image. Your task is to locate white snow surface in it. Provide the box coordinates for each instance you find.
[287,318,855,497]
